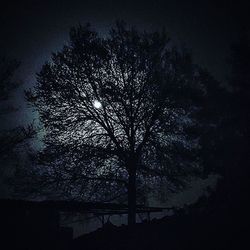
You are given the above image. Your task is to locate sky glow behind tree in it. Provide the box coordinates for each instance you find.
[0,0,249,207]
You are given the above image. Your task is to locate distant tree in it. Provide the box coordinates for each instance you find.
[0,56,35,198]
[25,22,215,224]
[195,70,229,177]
[0,56,35,160]
[0,56,20,102]
[224,32,250,205]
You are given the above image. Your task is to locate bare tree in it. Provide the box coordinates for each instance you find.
[0,56,20,102]
[0,56,36,198]
[0,56,35,161]
[25,22,210,225]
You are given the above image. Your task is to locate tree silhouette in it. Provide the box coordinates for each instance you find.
[0,56,20,102]
[224,32,250,206]
[25,22,213,224]
[0,56,35,160]
[0,56,35,198]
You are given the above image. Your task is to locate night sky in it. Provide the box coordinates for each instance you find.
[1,0,249,85]
[1,1,250,243]
[0,0,249,196]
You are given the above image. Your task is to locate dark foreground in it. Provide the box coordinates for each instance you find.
[1,193,249,250]
[72,205,248,250]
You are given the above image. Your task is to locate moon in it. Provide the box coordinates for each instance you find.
[93,100,102,109]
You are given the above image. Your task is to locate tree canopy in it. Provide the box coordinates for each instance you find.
[24,22,218,224]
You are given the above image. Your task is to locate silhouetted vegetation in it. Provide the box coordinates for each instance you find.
[0,57,35,154]
[0,56,35,197]
[2,20,250,250]
[22,22,221,225]
[220,32,250,209]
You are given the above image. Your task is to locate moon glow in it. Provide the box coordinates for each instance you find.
[93,100,102,109]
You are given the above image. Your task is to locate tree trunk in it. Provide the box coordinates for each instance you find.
[128,165,137,226]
